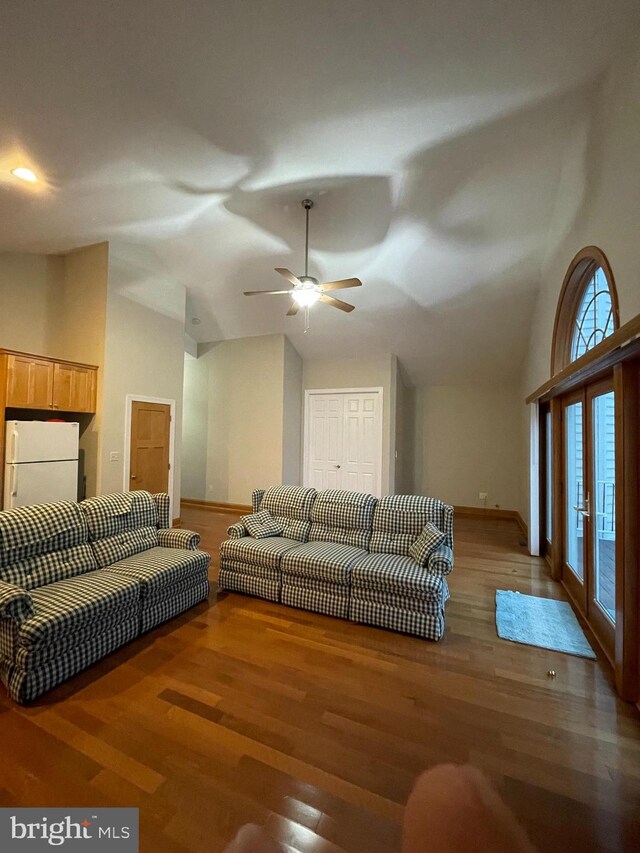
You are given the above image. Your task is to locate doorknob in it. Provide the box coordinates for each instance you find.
[131,474,137,480]
[573,493,590,518]
[335,464,341,469]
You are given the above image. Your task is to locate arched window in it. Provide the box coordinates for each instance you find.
[550,246,619,375]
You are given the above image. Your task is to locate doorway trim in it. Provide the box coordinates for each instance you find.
[303,387,384,496]
[123,394,176,521]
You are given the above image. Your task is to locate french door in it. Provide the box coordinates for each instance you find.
[562,378,616,660]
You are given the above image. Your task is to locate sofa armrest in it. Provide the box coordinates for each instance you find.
[0,580,34,623]
[226,522,247,539]
[427,544,454,576]
[158,528,201,550]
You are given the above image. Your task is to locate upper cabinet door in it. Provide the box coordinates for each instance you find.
[52,363,96,413]
[6,355,54,409]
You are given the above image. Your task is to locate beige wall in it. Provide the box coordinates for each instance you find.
[302,355,396,494]
[58,244,108,497]
[100,278,186,516]
[0,245,108,497]
[411,384,522,511]
[181,353,209,501]
[0,252,64,355]
[520,42,640,523]
[201,334,288,504]
[282,337,302,487]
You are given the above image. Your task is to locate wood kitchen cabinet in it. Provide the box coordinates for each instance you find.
[6,354,55,409]
[52,363,96,413]
[1,350,98,414]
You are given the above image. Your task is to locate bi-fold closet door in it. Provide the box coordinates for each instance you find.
[304,390,383,497]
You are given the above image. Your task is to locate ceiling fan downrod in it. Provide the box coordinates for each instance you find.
[302,198,313,279]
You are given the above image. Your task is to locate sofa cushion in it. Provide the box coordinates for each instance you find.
[104,546,210,600]
[19,570,141,649]
[351,552,444,599]
[241,511,284,539]
[0,501,96,589]
[257,486,317,541]
[281,541,367,585]
[369,495,454,556]
[408,522,446,566]
[309,489,377,550]
[80,491,160,568]
[220,536,302,571]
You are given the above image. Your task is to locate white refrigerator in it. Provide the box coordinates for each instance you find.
[4,421,79,509]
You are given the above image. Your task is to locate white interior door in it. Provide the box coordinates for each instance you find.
[304,389,383,496]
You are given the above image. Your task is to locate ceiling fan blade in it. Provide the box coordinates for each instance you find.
[319,277,362,291]
[319,294,355,313]
[275,267,303,287]
[286,302,300,316]
[243,289,292,296]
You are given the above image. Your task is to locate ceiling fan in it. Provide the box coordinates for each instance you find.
[243,199,362,325]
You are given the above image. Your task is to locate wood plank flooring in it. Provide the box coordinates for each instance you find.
[1,508,639,852]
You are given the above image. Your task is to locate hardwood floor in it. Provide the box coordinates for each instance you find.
[1,508,639,852]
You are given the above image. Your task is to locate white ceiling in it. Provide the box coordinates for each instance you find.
[0,0,636,384]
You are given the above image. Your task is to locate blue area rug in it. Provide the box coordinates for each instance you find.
[495,590,596,659]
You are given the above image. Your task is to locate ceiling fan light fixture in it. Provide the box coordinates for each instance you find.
[292,288,320,307]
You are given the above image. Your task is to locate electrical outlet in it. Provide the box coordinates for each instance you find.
[479,491,488,500]
[110,452,119,463]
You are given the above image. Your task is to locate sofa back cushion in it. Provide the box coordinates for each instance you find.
[309,489,377,550]
[370,495,454,556]
[255,486,317,542]
[80,491,159,568]
[0,501,97,589]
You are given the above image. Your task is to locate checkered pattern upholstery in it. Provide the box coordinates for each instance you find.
[227,522,246,539]
[153,493,171,528]
[281,577,350,619]
[105,547,210,601]
[350,597,445,640]
[252,489,266,513]
[257,486,317,542]
[408,522,446,566]
[4,617,140,704]
[141,576,209,633]
[19,571,141,649]
[281,541,367,585]
[309,489,377,549]
[219,489,454,642]
[428,544,454,576]
[0,489,212,704]
[218,565,281,602]
[241,511,285,539]
[351,552,444,599]
[220,536,301,571]
[370,495,454,556]
[80,491,160,568]
[0,580,34,622]
[157,528,201,550]
[0,501,97,589]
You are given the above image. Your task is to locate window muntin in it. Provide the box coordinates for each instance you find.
[570,267,614,361]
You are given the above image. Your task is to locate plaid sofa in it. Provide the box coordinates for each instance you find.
[0,491,209,704]
[219,487,453,640]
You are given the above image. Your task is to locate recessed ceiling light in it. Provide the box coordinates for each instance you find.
[10,167,38,183]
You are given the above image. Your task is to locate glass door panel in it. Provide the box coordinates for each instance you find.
[564,400,585,583]
[591,390,616,624]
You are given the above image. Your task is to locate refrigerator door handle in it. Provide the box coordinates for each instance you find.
[12,429,18,462]
[10,465,18,497]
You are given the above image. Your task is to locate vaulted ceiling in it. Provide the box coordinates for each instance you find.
[0,0,636,383]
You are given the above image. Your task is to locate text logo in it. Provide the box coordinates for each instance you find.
[1,809,138,850]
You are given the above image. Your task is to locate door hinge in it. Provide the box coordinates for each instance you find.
[168,463,171,470]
